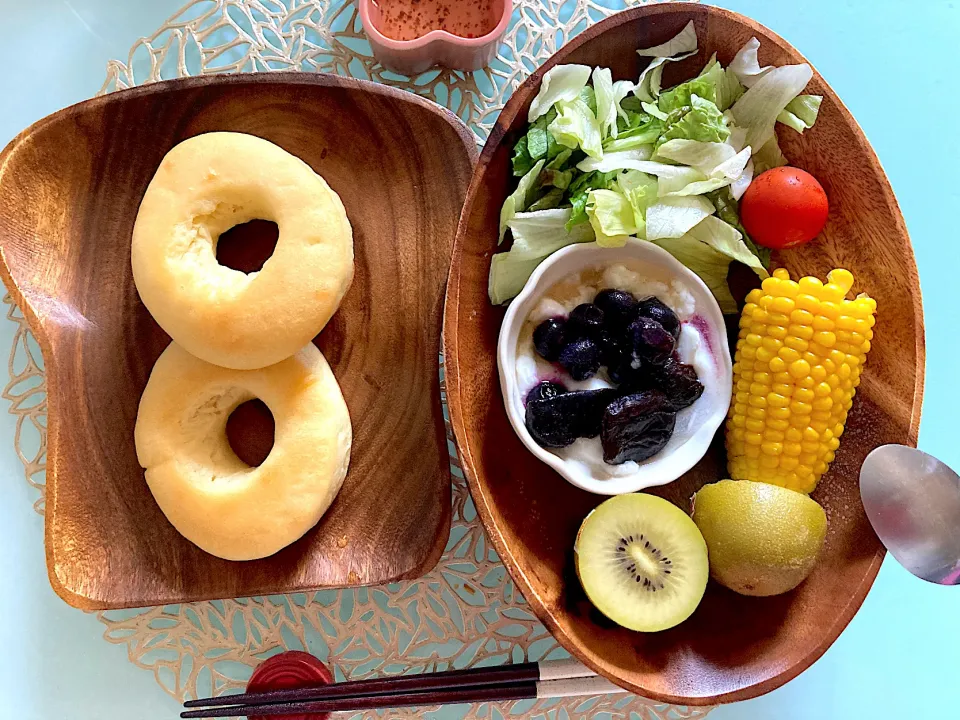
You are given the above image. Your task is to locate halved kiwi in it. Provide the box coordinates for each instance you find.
[575,494,709,632]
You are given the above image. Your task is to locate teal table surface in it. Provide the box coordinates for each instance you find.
[1,1,958,719]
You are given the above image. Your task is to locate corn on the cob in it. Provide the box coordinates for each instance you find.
[725,268,876,493]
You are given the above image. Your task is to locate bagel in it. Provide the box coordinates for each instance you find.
[135,342,352,561]
[132,132,354,370]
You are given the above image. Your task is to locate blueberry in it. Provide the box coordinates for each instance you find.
[637,297,681,339]
[558,338,601,381]
[525,397,576,448]
[568,388,621,438]
[525,389,620,447]
[596,331,625,366]
[627,317,676,365]
[600,391,676,464]
[594,289,638,328]
[533,317,567,361]
[567,303,605,340]
[525,381,567,405]
[649,358,704,411]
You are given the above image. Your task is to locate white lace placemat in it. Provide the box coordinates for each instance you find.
[5,1,712,717]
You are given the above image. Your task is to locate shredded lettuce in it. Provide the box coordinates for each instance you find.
[687,215,769,280]
[731,64,814,152]
[587,189,639,247]
[489,254,543,305]
[656,139,737,174]
[696,56,745,111]
[645,196,715,240]
[499,159,544,242]
[492,31,811,310]
[730,158,754,200]
[634,21,699,103]
[778,94,822,133]
[549,98,603,159]
[593,68,634,140]
[508,209,594,258]
[641,101,669,121]
[637,20,699,58]
[655,215,769,312]
[488,209,595,304]
[658,95,731,146]
[528,64,592,122]
[617,170,658,234]
[729,37,773,89]
[511,136,534,176]
[654,234,739,313]
[577,148,654,173]
[753,134,788,174]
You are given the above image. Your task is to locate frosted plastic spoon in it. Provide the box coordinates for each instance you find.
[860,445,960,585]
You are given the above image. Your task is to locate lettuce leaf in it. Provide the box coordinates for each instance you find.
[697,56,745,111]
[654,234,739,313]
[645,196,715,240]
[587,189,639,247]
[753,134,788,174]
[565,171,618,230]
[499,159,545,242]
[488,209,596,304]
[655,139,737,174]
[511,136,534,176]
[593,68,634,140]
[617,170,659,236]
[687,215,769,280]
[528,187,565,211]
[634,21,699,103]
[609,110,664,150]
[658,94,731,146]
[731,64,814,152]
[509,209,595,259]
[526,108,560,161]
[641,101,669,121]
[637,20,699,58]
[658,74,717,114]
[489,254,543,305]
[730,158,754,200]
[654,215,768,313]
[777,94,822,133]
[729,37,773,89]
[577,148,654,173]
[528,64,592,122]
[549,99,603,159]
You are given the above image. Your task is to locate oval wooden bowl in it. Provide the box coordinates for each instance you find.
[0,73,478,609]
[443,4,924,706]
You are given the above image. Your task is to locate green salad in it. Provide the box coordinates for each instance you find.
[490,22,822,312]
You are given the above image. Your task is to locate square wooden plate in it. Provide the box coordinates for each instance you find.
[0,73,477,609]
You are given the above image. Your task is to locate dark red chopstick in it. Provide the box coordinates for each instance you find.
[182,682,539,718]
[183,661,541,709]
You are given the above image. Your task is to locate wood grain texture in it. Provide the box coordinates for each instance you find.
[443,4,924,706]
[0,73,478,609]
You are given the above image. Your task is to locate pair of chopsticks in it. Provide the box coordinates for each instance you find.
[181,659,625,718]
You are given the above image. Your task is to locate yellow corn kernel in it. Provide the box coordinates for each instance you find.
[768,356,787,373]
[725,268,877,493]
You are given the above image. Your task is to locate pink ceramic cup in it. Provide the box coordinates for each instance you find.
[359,0,513,75]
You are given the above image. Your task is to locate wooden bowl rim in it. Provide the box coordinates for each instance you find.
[0,71,477,610]
[443,2,925,705]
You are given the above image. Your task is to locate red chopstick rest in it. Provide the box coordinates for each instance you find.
[246,651,334,720]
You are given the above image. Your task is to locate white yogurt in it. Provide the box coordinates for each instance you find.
[515,262,722,482]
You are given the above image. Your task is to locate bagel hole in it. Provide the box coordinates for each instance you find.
[226,399,275,467]
[216,219,279,273]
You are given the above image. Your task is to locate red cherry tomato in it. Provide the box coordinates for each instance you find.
[740,167,829,249]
